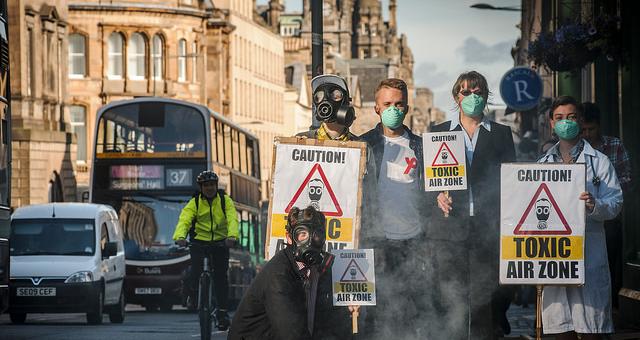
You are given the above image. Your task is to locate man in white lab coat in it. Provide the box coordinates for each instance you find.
[538,96,623,340]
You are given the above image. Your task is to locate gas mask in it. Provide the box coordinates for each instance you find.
[535,198,550,230]
[286,207,327,267]
[312,75,355,127]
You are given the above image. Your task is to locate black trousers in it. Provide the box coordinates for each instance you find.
[427,217,504,340]
[189,240,230,310]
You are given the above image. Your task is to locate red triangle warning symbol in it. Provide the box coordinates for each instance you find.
[431,142,460,167]
[340,259,368,282]
[513,183,572,235]
[285,163,343,217]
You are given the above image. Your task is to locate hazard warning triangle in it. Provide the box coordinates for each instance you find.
[431,142,459,167]
[513,183,572,235]
[285,163,343,217]
[340,259,368,282]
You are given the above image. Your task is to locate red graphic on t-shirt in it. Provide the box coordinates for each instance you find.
[404,157,417,174]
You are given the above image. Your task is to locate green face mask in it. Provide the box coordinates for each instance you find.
[460,93,485,117]
[381,105,405,129]
[553,119,580,140]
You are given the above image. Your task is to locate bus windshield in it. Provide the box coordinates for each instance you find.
[96,102,206,157]
[10,219,96,256]
[120,195,190,261]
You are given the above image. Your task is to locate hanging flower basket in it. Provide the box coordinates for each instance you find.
[528,15,622,73]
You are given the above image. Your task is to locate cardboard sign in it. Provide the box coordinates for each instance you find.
[500,163,586,285]
[266,137,367,259]
[422,131,467,191]
[332,249,376,306]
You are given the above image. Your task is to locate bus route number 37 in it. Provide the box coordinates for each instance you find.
[166,169,192,187]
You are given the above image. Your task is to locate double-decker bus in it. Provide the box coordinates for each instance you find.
[90,98,262,311]
[0,0,12,315]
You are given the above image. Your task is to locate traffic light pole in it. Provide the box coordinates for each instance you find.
[310,0,323,129]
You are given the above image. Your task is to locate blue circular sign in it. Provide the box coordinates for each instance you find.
[500,67,543,111]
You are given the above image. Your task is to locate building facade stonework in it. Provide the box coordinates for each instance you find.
[9,0,77,206]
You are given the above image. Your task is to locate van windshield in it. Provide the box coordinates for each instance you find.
[10,219,96,256]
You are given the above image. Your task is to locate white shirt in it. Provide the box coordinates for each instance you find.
[449,116,492,216]
[376,132,422,240]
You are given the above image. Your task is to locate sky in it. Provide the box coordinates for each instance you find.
[257,0,521,112]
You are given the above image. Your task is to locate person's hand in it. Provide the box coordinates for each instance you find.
[176,239,188,247]
[579,191,595,213]
[225,237,237,248]
[437,192,452,215]
[348,305,360,314]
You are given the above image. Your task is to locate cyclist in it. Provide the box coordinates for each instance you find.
[173,170,238,330]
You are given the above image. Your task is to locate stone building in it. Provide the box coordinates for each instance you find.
[267,0,421,135]
[67,0,211,194]
[8,0,77,206]
[208,0,286,198]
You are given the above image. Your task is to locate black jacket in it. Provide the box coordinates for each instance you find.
[359,124,428,242]
[426,120,516,242]
[360,123,424,189]
[228,247,351,340]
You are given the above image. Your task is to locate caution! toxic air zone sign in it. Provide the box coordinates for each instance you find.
[422,131,467,191]
[500,163,586,285]
[266,137,367,260]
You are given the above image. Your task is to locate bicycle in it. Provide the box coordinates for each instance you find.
[177,241,230,340]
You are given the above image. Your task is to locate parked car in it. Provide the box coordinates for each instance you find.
[8,203,125,324]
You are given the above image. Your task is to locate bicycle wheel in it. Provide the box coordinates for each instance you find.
[198,273,212,340]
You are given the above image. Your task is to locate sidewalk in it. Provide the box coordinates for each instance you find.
[502,304,640,340]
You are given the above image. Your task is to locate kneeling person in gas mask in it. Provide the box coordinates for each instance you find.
[228,206,351,340]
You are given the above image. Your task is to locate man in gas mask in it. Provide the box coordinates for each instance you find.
[297,74,381,247]
[297,74,357,141]
[228,206,351,340]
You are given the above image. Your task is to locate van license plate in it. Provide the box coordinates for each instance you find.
[135,287,162,295]
[16,287,56,297]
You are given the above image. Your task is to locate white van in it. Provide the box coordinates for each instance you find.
[8,203,126,324]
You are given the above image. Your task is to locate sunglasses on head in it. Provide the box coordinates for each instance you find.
[459,89,483,96]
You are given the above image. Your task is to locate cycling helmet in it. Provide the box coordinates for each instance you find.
[196,170,218,184]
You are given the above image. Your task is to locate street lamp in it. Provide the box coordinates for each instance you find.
[470,3,521,11]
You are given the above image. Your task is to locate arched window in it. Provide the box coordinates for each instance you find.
[178,39,186,82]
[152,34,163,80]
[68,33,86,78]
[128,33,146,80]
[107,32,124,78]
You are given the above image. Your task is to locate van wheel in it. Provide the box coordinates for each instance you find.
[10,313,27,324]
[109,290,125,323]
[87,289,104,325]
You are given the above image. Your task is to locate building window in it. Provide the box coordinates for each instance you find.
[152,34,163,80]
[68,34,86,78]
[26,26,34,96]
[69,105,87,162]
[178,39,186,82]
[191,41,198,83]
[128,33,146,80]
[107,32,124,79]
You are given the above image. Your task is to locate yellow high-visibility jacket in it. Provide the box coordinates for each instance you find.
[173,193,239,242]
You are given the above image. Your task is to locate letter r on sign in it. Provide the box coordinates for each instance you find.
[514,80,535,102]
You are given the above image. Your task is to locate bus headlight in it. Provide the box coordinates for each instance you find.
[65,271,94,283]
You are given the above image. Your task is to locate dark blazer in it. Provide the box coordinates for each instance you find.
[426,119,516,242]
[228,247,350,340]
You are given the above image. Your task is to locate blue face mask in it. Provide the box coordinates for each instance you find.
[554,119,580,140]
[460,93,485,117]
[381,105,405,129]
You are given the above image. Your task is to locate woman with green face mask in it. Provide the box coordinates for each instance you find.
[537,96,622,339]
[426,71,516,339]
